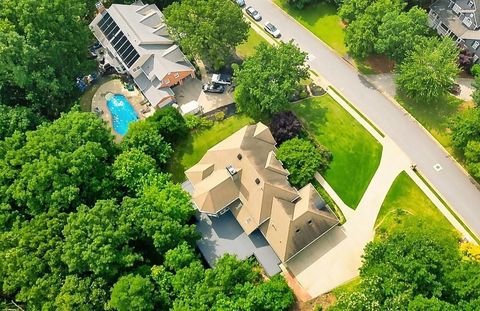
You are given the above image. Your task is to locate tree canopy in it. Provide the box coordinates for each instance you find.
[0,0,95,117]
[396,37,460,101]
[233,42,309,117]
[276,137,331,187]
[375,6,431,62]
[147,106,189,144]
[270,111,303,144]
[164,0,249,69]
[332,226,480,310]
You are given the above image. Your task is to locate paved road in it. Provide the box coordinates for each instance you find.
[248,0,480,237]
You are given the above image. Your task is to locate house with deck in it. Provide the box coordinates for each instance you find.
[429,0,480,63]
[184,123,339,274]
[89,2,195,108]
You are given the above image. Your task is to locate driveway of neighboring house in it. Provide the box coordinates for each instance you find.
[173,77,234,114]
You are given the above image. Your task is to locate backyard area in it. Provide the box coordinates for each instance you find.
[272,0,346,56]
[374,171,457,239]
[396,93,464,156]
[236,28,268,60]
[292,95,382,209]
[168,114,254,182]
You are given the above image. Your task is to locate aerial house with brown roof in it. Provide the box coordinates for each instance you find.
[185,123,339,271]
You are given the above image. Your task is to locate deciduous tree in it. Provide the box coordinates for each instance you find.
[396,37,460,101]
[164,0,249,69]
[276,137,331,187]
[234,42,308,117]
[270,111,303,144]
[148,107,188,144]
[109,274,156,311]
[376,7,431,62]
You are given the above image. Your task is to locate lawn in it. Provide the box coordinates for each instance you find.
[168,114,254,182]
[292,95,383,208]
[236,28,268,60]
[395,93,463,155]
[272,0,347,56]
[375,171,457,239]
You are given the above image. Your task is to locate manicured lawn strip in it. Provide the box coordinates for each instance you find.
[292,96,383,208]
[273,0,347,55]
[168,115,254,182]
[414,170,480,244]
[312,180,346,224]
[329,86,385,138]
[375,171,457,239]
[395,93,462,154]
[236,28,269,60]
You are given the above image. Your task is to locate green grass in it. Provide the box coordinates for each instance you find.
[292,95,383,208]
[414,171,480,244]
[312,180,346,224]
[168,115,254,182]
[332,277,361,298]
[375,171,457,239]
[236,28,268,60]
[273,0,346,55]
[395,93,463,153]
[329,86,384,138]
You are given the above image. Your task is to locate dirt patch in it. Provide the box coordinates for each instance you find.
[365,54,395,74]
[290,293,337,311]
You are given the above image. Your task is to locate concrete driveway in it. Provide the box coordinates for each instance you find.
[172,77,234,114]
[248,0,480,238]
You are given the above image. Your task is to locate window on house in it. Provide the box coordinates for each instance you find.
[174,72,180,78]
[473,41,480,50]
[163,79,170,85]
[308,220,313,225]
[295,228,301,233]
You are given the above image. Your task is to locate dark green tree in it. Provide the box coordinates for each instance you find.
[62,201,141,279]
[0,0,95,117]
[277,137,332,187]
[112,149,158,193]
[0,111,116,215]
[450,108,480,150]
[121,120,173,165]
[375,7,431,62]
[147,106,188,144]
[109,274,156,311]
[164,0,249,69]
[0,105,42,140]
[396,37,460,101]
[234,42,308,117]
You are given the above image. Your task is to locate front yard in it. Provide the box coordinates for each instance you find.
[292,95,383,209]
[236,28,268,60]
[168,114,254,182]
[374,171,457,239]
[273,0,346,56]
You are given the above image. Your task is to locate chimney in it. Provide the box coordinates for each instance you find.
[95,2,105,14]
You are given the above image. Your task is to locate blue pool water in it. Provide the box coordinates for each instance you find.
[106,94,138,135]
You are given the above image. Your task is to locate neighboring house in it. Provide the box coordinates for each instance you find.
[89,2,195,108]
[185,122,339,263]
[429,0,480,63]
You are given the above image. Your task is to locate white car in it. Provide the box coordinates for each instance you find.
[246,6,262,21]
[264,22,280,38]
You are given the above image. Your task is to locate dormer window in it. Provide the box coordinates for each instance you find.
[473,41,480,50]
[295,228,301,233]
[468,0,474,8]
[174,72,180,78]
[308,219,313,225]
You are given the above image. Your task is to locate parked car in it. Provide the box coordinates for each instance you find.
[449,83,461,95]
[212,73,232,85]
[264,22,281,38]
[202,83,226,93]
[232,0,245,7]
[246,6,262,21]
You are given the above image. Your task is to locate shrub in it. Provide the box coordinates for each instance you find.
[471,64,480,77]
[270,111,303,144]
[184,115,214,131]
[276,137,332,187]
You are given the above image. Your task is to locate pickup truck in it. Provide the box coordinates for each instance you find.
[211,73,232,85]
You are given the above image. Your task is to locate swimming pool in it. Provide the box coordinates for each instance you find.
[106,94,138,135]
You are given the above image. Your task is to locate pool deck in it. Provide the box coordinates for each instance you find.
[92,79,147,140]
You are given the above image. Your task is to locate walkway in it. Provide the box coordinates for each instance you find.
[247,0,480,240]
